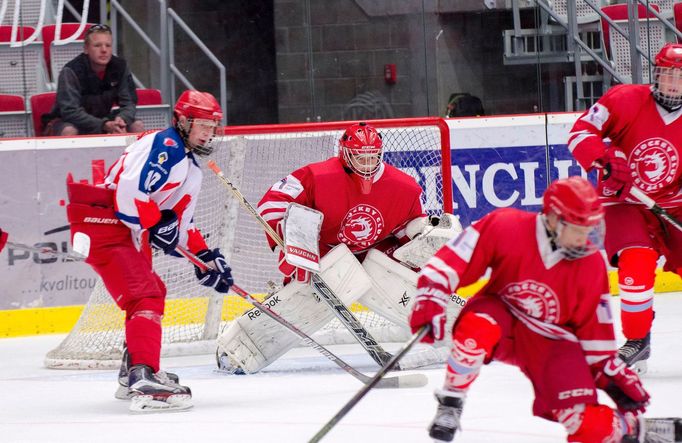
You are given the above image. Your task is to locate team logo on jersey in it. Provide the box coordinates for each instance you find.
[163,137,177,148]
[630,138,679,191]
[501,279,560,322]
[337,204,384,248]
[157,152,168,165]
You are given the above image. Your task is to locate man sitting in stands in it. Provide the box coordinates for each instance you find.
[42,24,143,136]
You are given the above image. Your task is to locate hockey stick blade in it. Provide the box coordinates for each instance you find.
[6,240,86,261]
[175,246,425,389]
[629,187,682,233]
[205,159,397,369]
[309,326,430,443]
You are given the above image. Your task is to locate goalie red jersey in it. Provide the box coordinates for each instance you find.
[258,156,424,256]
[418,207,616,363]
[569,84,682,208]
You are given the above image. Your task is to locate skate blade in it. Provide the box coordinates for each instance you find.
[129,394,193,414]
[633,360,648,375]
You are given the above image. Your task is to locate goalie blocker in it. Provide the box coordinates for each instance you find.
[216,213,464,374]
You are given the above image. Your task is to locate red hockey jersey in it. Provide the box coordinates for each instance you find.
[417,208,616,365]
[569,84,682,208]
[257,157,424,256]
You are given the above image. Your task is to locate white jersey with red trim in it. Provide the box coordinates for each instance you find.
[417,208,616,366]
[104,127,207,252]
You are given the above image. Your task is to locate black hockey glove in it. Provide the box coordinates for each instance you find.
[194,248,233,293]
[148,210,180,254]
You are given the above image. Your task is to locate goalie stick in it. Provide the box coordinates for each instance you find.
[629,187,682,233]
[205,160,396,369]
[175,245,427,389]
[309,326,431,443]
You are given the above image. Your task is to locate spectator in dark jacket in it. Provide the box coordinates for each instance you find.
[42,24,144,136]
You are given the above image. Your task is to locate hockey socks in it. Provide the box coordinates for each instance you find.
[618,247,657,340]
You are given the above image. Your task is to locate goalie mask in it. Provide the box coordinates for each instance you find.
[542,176,604,260]
[652,43,682,110]
[339,122,383,194]
[174,90,224,156]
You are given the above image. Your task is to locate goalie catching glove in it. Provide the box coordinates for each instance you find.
[194,248,233,293]
[592,355,650,414]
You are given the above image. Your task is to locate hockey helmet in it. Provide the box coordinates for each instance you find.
[653,43,682,109]
[338,122,383,194]
[542,176,604,259]
[173,90,223,156]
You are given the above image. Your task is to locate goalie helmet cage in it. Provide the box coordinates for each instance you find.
[44,117,453,369]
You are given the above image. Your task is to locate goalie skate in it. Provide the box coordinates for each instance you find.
[127,365,192,414]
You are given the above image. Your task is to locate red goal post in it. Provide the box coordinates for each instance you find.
[44,117,453,369]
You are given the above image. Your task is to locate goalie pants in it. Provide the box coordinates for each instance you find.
[67,182,166,372]
[454,295,599,419]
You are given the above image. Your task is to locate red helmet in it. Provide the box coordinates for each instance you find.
[543,176,603,227]
[339,122,383,194]
[174,90,223,122]
[173,90,223,156]
[653,44,682,109]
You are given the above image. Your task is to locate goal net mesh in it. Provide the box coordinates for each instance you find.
[44,118,450,369]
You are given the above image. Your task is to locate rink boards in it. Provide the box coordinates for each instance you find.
[1,114,680,337]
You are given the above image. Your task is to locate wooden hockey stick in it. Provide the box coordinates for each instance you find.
[205,160,396,368]
[629,187,682,233]
[175,245,427,389]
[309,326,431,443]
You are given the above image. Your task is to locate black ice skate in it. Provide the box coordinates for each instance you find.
[115,346,180,399]
[622,416,682,443]
[618,333,651,374]
[429,389,465,442]
[127,365,192,413]
[641,417,682,443]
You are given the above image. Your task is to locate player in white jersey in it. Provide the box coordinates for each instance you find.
[66,90,233,412]
[410,177,652,442]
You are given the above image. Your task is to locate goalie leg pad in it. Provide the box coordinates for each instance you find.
[360,248,418,328]
[217,243,372,373]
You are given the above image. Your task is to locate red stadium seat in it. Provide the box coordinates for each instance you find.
[29,92,56,136]
[675,2,682,42]
[136,88,163,105]
[600,4,660,59]
[0,94,25,112]
[0,25,36,42]
[41,23,92,80]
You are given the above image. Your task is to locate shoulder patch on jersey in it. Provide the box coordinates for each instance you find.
[596,295,613,324]
[163,137,178,148]
[447,225,479,263]
[270,174,304,199]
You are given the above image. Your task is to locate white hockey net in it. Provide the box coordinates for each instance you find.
[44,118,452,369]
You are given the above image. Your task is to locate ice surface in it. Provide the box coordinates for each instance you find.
[1,293,680,442]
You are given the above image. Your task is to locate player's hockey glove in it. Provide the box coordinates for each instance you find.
[277,247,311,284]
[148,210,180,254]
[593,356,649,414]
[409,289,447,343]
[194,248,233,293]
[599,148,632,200]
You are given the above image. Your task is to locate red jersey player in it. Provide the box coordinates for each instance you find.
[568,43,682,373]
[258,121,425,277]
[216,122,461,374]
[409,177,651,442]
[66,90,233,412]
